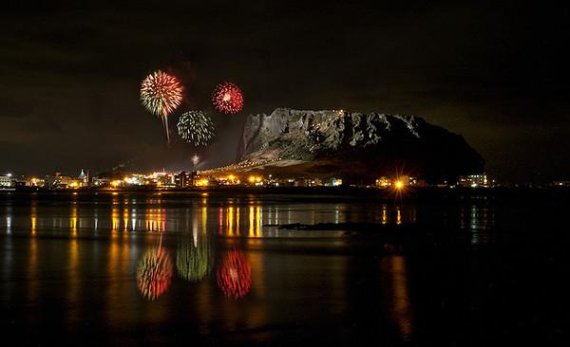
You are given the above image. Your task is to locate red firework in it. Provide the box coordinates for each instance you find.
[216,249,252,299]
[136,247,174,300]
[211,82,244,114]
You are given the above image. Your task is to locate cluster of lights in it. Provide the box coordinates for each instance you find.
[247,175,263,185]
[195,178,209,187]
[375,176,415,191]
[200,158,272,176]
[215,174,241,185]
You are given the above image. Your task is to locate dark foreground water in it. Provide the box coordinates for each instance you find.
[0,190,568,346]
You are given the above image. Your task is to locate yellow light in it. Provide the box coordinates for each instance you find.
[394,180,404,190]
[196,179,209,187]
[248,176,256,183]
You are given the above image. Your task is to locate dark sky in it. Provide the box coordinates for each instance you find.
[1,0,569,183]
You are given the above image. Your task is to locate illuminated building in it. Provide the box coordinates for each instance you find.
[78,169,87,186]
[247,175,264,186]
[0,175,14,190]
[195,177,209,187]
[92,177,110,187]
[329,178,343,187]
[457,173,493,188]
[45,172,80,189]
[23,177,45,187]
[376,176,416,189]
[376,177,392,188]
[151,171,176,188]
[175,171,189,188]
[215,174,241,186]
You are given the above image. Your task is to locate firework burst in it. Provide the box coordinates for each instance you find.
[140,70,184,142]
[140,70,184,117]
[177,111,215,146]
[136,247,174,300]
[212,82,244,114]
[216,249,251,299]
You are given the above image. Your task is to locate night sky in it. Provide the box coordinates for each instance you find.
[1,0,568,183]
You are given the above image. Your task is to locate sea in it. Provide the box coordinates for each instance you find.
[0,189,568,346]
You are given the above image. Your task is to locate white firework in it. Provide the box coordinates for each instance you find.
[177,111,215,146]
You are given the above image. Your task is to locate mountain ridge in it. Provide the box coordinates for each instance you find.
[234,108,484,183]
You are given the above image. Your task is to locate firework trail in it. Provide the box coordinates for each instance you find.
[216,249,251,299]
[176,111,215,146]
[136,247,174,300]
[211,82,244,114]
[140,70,184,142]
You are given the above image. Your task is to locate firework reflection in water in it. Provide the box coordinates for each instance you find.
[216,249,252,299]
[136,247,174,300]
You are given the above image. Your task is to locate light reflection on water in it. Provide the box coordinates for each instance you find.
[0,191,508,344]
[3,195,439,238]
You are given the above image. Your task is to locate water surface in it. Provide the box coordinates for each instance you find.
[0,191,567,345]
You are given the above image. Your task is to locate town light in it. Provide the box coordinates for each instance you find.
[195,179,209,187]
[394,180,404,190]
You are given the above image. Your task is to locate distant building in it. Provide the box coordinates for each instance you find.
[327,178,343,187]
[375,176,417,188]
[44,173,81,189]
[152,172,175,188]
[175,171,189,188]
[79,169,90,187]
[23,177,45,187]
[375,177,392,188]
[92,177,110,187]
[457,173,493,188]
[0,175,14,188]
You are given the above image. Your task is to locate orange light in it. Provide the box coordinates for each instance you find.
[195,178,209,187]
[394,180,404,190]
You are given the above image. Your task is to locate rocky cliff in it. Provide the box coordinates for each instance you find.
[238,108,484,183]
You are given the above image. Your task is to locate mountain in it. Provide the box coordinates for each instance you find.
[234,108,484,184]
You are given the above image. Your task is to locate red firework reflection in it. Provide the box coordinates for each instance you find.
[216,249,252,299]
[136,247,173,300]
[212,82,244,114]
